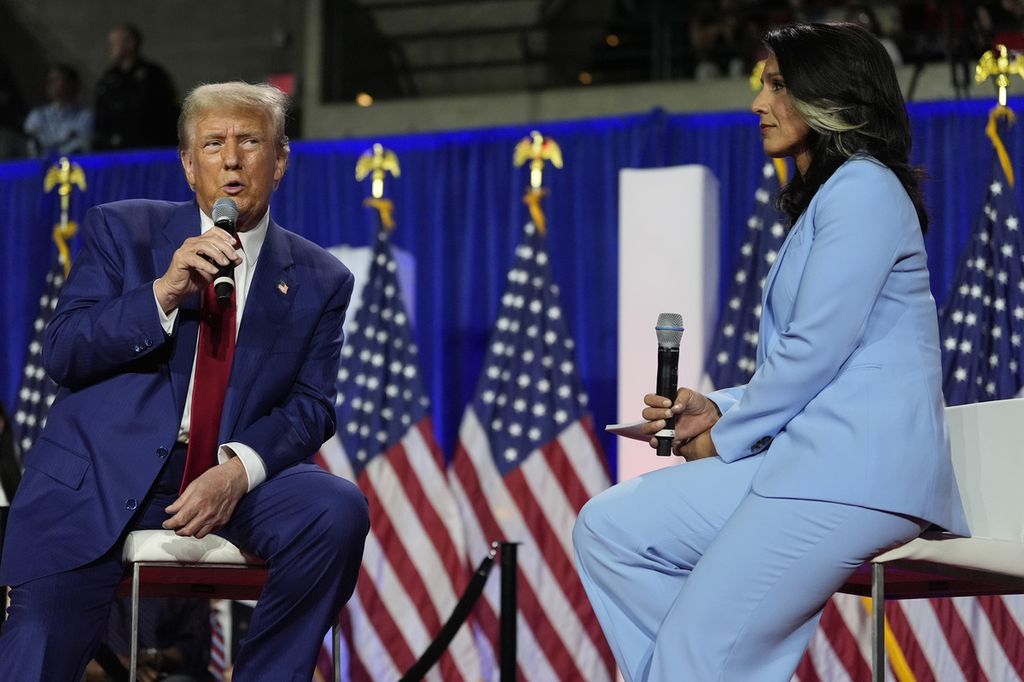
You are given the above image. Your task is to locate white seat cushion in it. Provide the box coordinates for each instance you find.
[874,533,1024,580]
[122,529,261,565]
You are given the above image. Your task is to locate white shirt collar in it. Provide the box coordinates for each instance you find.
[198,205,270,264]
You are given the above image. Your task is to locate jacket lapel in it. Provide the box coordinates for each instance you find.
[221,219,297,439]
[757,217,805,367]
[156,201,203,418]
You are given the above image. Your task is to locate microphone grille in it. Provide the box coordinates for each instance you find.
[212,198,239,225]
[655,312,684,348]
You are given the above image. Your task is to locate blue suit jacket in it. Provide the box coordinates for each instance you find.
[708,156,970,536]
[0,199,354,586]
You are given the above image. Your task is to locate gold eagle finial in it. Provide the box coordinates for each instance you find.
[355,143,401,200]
[44,157,87,276]
[514,131,563,190]
[976,44,1024,107]
[750,59,766,92]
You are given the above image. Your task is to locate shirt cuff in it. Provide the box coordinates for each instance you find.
[153,281,178,334]
[219,443,268,492]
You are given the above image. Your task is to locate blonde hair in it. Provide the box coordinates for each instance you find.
[788,97,872,157]
[178,81,289,153]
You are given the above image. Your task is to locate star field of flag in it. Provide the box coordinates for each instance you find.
[938,153,1024,405]
[334,229,431,475]
[13,260,64,454]
[708,161,787,389]
[470,223,590,476]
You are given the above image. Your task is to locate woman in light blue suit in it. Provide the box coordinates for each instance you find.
[573,23,969,682]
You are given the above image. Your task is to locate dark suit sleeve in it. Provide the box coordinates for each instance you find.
[43,205,169,390]
[232,265,353,478]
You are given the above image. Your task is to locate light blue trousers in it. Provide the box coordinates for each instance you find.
[572,454,924,682]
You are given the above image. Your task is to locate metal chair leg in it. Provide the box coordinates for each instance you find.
[130,562,141,681]
[333,614,342,682]
[871,563,885,682]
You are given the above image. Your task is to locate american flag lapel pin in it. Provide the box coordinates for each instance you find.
[276,280,289,295]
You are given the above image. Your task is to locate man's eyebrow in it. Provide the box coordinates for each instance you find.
[763,70,782,80]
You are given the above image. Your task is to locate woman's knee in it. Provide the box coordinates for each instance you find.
[573,487,630,558]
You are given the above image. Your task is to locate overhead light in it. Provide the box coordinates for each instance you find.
[606,34,620,47]
[355,92,374,107]
[578,71,593,85]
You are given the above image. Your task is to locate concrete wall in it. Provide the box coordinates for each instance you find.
[1,0,306,108]
[0,0,1006,143]
[299,1,1000,140]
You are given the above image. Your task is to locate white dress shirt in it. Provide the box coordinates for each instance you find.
[153,207,270,491]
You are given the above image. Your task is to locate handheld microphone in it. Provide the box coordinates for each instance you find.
[655,312,684,456]
[211,198,239,306]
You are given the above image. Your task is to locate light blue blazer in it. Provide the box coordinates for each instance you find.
[708,155,970,536]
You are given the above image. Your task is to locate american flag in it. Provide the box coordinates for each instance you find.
[938,153,1024,405]
[12,258,65,455]
[707,160,787,388]
[207,599,228,681]
[448,222,614,681]
[317,225,482,682]
[713,151,1024,679]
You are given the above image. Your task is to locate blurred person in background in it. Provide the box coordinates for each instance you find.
[24,64,93,158]
[93,24,178,151]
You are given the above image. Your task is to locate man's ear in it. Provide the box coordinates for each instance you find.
[273,146,289,190]
[181,150,196,191]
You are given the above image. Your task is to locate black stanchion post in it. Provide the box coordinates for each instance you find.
[499,541,520,681]
[0,506,7,628]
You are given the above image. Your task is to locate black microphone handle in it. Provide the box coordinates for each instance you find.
[213,219,236,305]
[656,345,679,456]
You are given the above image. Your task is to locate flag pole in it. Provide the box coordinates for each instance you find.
[345,142,402,682]
[514,130,562,234]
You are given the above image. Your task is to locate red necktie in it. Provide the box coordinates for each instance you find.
[180,281,236,492]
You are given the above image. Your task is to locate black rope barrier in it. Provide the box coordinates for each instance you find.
[399,540,519,682]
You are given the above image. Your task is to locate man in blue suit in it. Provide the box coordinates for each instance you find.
[0,82,369,681]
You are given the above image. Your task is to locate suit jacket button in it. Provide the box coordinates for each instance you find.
[125,498,138,511]
[143,337,153,348]
[156,447,168,459]
[131,344,141,353]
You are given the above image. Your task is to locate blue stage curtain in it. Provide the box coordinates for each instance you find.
[1,100,1020,477]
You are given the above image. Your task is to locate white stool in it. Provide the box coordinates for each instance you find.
[120,529,341,681]
[839,398,1024,682]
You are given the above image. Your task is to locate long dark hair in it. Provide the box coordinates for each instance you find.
[765,23,929,233]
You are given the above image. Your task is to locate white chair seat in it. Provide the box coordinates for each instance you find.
[122,529,260,565]
[873,532,1024,580]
